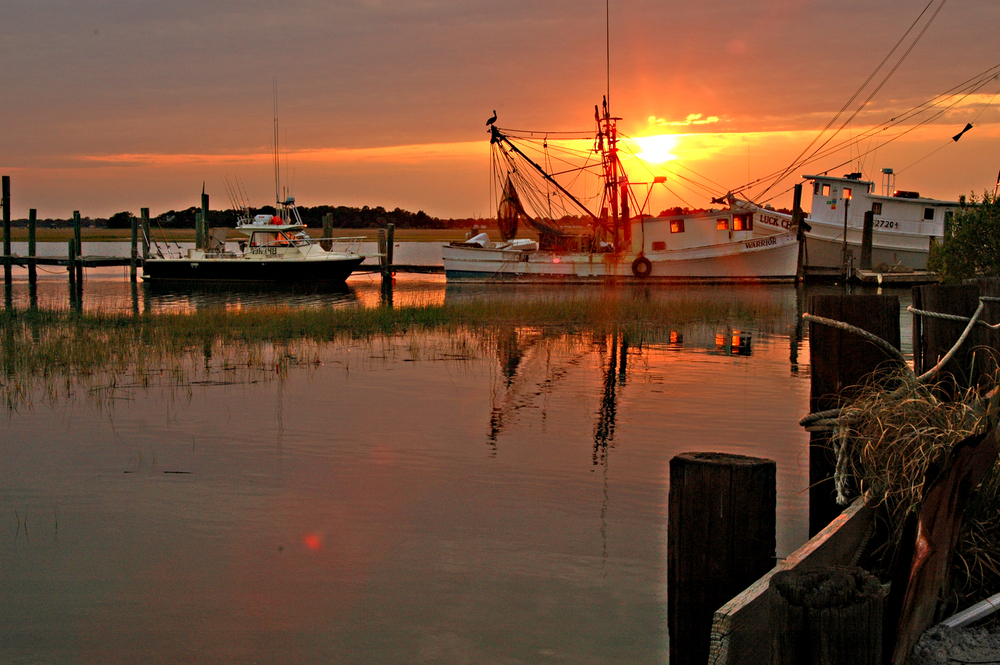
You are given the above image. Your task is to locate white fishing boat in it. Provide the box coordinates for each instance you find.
[443,104,801,283]
[142,197,365,283]
[751,170,959,274]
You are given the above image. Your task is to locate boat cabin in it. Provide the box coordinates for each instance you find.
[629,210,758,254]
[804,173,958,237]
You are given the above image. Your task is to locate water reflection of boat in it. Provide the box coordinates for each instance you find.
[142,279,358,311]
[143,203,366,284]
[443,103,800,283]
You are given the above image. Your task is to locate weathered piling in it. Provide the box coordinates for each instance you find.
[792,183,805,282]
[130,213,138,281]
[321,213,333,251]
[668,452,776,665]
[72,211,83,282]
[28,208,37,283]
[195,211,204,251]
[808,295,900,536]
[377,228,388,278]
[860,211,874,271]
[770,566,883,665]
[2,175,10,284]
[141,208,150,260]
[201,189,209,250]
[67,238,76,286]
[386,222,395,269]
[913,283,997,397]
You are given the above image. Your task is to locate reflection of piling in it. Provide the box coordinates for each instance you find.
[28,208,37,283]
[668,452,776,665]
[2,175,10,284]
[808,295,900,536]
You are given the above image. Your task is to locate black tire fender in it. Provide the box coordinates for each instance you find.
[631,255,652,278]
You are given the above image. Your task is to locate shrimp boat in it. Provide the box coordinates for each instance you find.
[141,196,365,283]
[442,102,801,283]
[751,170,959,274]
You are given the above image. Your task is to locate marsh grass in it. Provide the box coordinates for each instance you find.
[835,370,1000,609]
[0,293,784,410]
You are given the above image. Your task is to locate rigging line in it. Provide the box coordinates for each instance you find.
[762,0,946,197]
[897,139,954,175]
[732,66,1000,196]
[895,82,1000,179]
[740,62,1000,196]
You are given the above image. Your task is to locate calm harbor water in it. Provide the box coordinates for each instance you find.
[0,261,915,664]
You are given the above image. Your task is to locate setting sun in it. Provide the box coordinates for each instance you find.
[633,135,679,164]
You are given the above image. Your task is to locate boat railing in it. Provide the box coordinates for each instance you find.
[319,236,365,255]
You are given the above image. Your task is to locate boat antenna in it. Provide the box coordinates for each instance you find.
[273,78,281,207]
[605,0,610,116]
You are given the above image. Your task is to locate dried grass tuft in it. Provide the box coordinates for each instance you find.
[834,369,1000,607]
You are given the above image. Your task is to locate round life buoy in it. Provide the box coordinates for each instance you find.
[631,256,652,278]
[271,216,283,225]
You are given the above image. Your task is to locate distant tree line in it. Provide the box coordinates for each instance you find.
[34,205,497,230]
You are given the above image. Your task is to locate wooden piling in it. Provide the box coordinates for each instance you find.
[2,175,10,283]
[73,211,83,282]
[201,189,209,250]
[322,213,333,251]
[860,211,874,271]
[67,238,76,286]
[141,208,150,260]
[386,222,395,269]
[377,228,388,279]
[770,566,883,665]
[130,212,138,281]
[792,183,804,282]
[668,452,776,665]
[195,211,204,251]
[913,283,995,398]
[28,209,37,283]
[808,295,900,536]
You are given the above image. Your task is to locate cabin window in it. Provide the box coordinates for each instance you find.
[813,182,820,195]
[923,207,934,220]
[732,214,753,231]
[843,187,852,200]
[822,184,831,197]
[670,220,685,233]
[717,218,729,230]
[872,202,882,215]
[652,241,666,251]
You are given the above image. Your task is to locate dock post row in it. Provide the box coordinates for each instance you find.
[1,176,142,286]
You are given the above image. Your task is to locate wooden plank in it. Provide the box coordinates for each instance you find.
[708,496,874,665]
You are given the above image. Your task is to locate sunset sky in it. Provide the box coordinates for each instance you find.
[2,0,999,220]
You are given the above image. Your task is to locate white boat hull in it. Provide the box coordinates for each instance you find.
[443,232,800,283]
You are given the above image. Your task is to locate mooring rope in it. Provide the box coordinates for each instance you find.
[800,296,998,504]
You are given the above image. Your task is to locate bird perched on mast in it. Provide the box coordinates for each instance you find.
[486,110,497,126]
